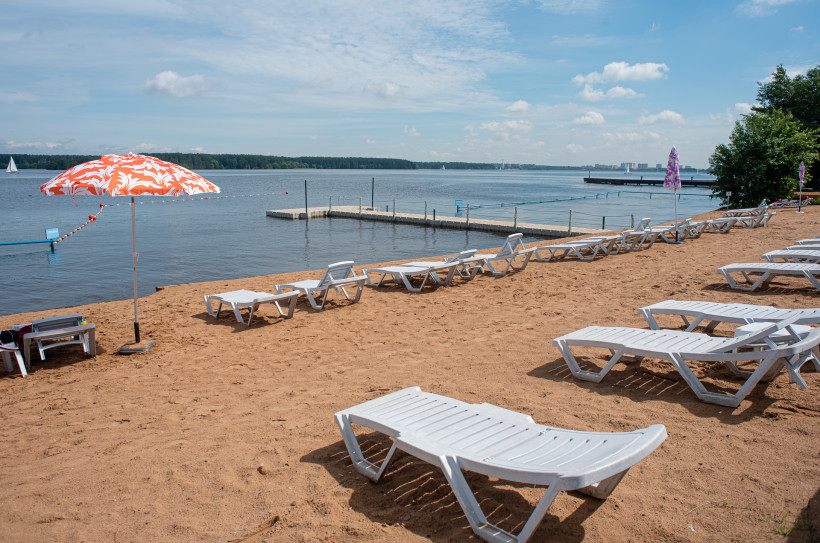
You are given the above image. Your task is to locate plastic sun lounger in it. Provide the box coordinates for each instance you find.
[762,249,820,263]
[553,316,820,407]
[405,249,486,278]
[276,261,367,310]
[335,387,667,543]
[1,339,26,376]
[722,200,768,217]
[643,219,691,245]
[363,261,459,292]
[203,289,299,326]
[735,212,775,228]
[21,314,97,370]
[794,238,820,246]
[473,233,537,276]
[702,217,738,233]
[532,238,604,262]
[639,299,820,333]
[718,262,820,292]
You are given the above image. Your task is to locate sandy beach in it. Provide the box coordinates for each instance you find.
[1,207,818,542]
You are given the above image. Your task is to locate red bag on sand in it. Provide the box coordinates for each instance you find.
[14,325,31,351]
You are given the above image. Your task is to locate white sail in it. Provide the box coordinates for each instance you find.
[6,156,19,174]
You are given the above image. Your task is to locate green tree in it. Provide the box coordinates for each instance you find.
[709,110,817,208]
[755,64,820,132]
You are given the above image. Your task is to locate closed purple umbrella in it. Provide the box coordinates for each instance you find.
[664,146,683,243]
[798,161,806,213]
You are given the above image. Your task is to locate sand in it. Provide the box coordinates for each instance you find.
[1,207,818,543]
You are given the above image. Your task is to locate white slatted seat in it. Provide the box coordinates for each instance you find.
[736,212,774,228]
[203,289,299,326]
[762,249,820,263]
[336,387,667,543]
[718,262,820,292]
[702,217,737,233]
[553,316,820,407]
[638,299,820,332]
[473,233,537,276]
[363,261,459,292]
[276,261,367,310]
[532,238,604,262]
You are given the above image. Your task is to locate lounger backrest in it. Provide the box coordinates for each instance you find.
[496,233,524,257]
[711,314,802,353]
[32,314,83,332]
[317,261,356,287]
[633,218,651,231]
[445,249,478,262]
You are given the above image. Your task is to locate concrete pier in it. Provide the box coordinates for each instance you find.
[266,206,603,239]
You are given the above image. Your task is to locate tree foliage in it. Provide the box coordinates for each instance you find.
[755,64,820,132]
[709,110,817,208]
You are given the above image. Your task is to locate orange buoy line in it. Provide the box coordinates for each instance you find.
[52,203,106,244]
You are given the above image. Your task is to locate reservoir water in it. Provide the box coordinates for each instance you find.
[0,168,717,315]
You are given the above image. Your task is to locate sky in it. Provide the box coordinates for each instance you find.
[1,0,818,168]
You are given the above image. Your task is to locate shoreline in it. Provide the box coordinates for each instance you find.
[1,207,818,542]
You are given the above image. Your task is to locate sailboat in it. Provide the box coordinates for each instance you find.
[624,163,630,174]
[6,156,19,174]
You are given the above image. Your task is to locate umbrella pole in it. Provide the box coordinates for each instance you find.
[119,196,154,353]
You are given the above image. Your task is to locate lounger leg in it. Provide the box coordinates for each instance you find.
[555,340,624,383]
[579,469,629,499]
[803,271,820,293]
[334,413,398,483]
[230,303,246,324]
[440,455,561,543]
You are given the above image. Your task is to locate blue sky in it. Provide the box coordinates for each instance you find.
[1,0,818,168]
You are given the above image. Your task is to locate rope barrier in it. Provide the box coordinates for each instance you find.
[100,191,289,207]
[53,203,106,244]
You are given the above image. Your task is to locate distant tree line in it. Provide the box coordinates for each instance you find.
[1,153,422,171]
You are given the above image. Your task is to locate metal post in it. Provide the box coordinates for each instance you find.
[304,179,308,218]
[466,204,470,229]
[329,195,332,212]
[359,197,362,216]
[371,177,374,209]
[631,214,634,228]
[392,199,396,221]
[130,196,140,343]
[513,207,518,230]
[602,216,606,229]
[568,210,572,235]
[424,201,428,222]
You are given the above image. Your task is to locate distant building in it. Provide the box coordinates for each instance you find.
[637,163,648,170]
[656,163,663,169]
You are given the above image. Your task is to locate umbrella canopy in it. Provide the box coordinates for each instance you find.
[41,153,220,197]
[663,146,683,243]
[663,146,681,191]
[41,153,220,352]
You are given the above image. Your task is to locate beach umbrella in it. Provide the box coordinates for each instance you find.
[40,153,220,352]
[797,161,806,213]
[663,146,683,243]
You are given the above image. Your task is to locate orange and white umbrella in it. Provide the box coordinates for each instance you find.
[41,153,220,352]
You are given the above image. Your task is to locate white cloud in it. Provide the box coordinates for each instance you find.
[578,84,641,101]
[573,61,669,85]
[737,0,799,16]
[404,126,421,137]
[465,120,533,143]
[792,25,804,31]
[573,111,605,125]
[639,110,684,124]
[5,140,63,149]
[566,143,584,152]
[505,100,531,113]
[537,0,603,14]
[734,102,753,115]
[364,80,403,98]
[143,71,210,97]
[0,91,39,103]
[602,131,662,143]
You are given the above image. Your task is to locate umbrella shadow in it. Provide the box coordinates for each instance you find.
[302,434,599,542]
[529,356,778,423]
[787,485,820,543]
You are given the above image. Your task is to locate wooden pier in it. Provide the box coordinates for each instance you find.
[585,177,713,188]
[266,206,602,239]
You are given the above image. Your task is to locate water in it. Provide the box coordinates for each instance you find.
[0,168,718,316]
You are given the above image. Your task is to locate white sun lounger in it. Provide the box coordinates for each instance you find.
[335,387,667,543]
[406,249,486,278]
[1,338,26,376]
[553,316,820,407]
[718,262,820,292]
[794,238,820,246]
[204,289,299,326]
[474,233,537,276]
[701,217,738,233]
[532,238,604,262]
[276,261,367,309]
[27,314,96,368]
[643,219,691,245]
[735,212,775,228]
[762,249,820,263]
[722,200,768,217]
[363,261,459,292]
[639,299,820,332]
